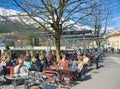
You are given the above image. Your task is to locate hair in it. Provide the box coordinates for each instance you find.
[62,55,66,58]
[77,55,83,61]
[18,57,24,61]
[24,55,31,61]
[18,57,24,65]
[84,53,89,57]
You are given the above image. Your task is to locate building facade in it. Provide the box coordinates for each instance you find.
[106,32,120,50]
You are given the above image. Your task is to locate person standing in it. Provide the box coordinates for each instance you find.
[5,46,11,56]
[94,49,100,69]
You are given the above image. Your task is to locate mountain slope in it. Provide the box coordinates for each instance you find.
[0,7,118,35]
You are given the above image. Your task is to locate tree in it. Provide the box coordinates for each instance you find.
[85,0,115,47]
[1,0,96,61]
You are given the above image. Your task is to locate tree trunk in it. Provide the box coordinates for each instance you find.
[55,37,61,62]
[96,40,101,47]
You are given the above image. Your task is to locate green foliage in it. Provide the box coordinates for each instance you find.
[9,41,15,46]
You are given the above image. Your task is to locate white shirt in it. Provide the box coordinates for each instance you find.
[14,65,28,74]
[77,62,83,73]
[83,57,89,63]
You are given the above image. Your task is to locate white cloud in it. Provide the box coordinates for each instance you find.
[0,7,19,16]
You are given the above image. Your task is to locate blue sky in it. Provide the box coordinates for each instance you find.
[108,1,120,29]
[0,0,120,29]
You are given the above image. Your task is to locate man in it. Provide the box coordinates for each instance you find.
[94,49,100,69]
[13,58,28,85]
[14,58,28,74]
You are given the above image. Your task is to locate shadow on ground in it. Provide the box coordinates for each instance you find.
[86,67,94,73]
[83,75,92,81]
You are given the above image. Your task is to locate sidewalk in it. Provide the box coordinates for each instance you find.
[71,53,120,89]
[1,53,120,89]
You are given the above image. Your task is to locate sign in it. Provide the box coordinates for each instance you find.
[62,30,92,35]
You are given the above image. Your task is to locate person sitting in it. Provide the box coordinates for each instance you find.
[13,57,28,85]
[31,56,43,72]
[76,56,84,80]
[58,55,68,69]
[1,52,11,66]
[50,62,58,69]
[24,55,31,70]
[83,53,90,66]
[39,53,47,68]
[14,57,28,74]
[71,59,77,69]
[82,53,90,75]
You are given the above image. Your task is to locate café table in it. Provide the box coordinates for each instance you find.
[5,73,28,89]
[44,67,77,88]
[25,71,59,89]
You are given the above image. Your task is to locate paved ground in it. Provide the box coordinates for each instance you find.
[71,53,120,89]
[1,53,120,89]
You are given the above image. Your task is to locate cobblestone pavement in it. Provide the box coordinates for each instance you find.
[1,53,120,89]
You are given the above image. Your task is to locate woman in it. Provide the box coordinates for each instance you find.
[71,58,77,69]
[24,55,31,70]
[76,55,85,80]
[1,52,12,66]
[58,55,68,68]
[83,53,90,67]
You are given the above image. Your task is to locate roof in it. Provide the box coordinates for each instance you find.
[107,32,120,38]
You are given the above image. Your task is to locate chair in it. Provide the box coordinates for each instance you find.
[4,66,14,84]
[43,70,60,85]
[6,66,14,75]
[25,71,44,89]
[60,70,74,88]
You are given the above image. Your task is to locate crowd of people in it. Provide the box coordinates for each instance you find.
[0,46,102,83]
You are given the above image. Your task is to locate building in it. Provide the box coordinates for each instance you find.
[106,32,120,50]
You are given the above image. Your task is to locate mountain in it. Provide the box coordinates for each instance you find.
[0,20,38,33]
[104,28,119,36]
[0,7,118,35]
[0,7,40,33]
